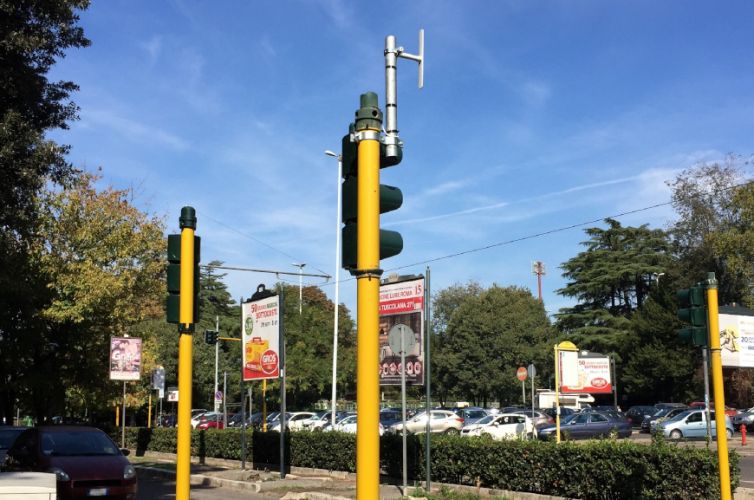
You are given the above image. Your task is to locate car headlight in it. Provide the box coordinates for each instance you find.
[47,467,70,481]
[124,464,136,480]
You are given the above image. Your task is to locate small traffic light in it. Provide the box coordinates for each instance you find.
[340,123,404,273]
[166,233,201,324]
[677,285,707,346]
[204,330,218,345]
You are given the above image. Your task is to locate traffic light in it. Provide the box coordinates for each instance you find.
[677,285,708,346]
[204,330,218,345]
[166,233,201,325]
[340,129,404,273]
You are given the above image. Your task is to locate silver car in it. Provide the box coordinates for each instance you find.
[389,410,464,435]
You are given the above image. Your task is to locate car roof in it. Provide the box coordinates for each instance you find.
[35,425,103,433]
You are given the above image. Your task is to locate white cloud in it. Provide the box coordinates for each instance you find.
[139,36,162,64]
[84,109,190,151]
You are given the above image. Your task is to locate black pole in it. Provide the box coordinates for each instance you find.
[425,266,431,493]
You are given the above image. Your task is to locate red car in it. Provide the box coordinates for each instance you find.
[196,412,226,429]
[2,426,137,499]
[689,401,738,417]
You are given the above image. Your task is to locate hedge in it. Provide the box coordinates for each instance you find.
[117,428,739,499]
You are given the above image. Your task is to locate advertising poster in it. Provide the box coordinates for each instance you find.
[720,313,754,368]
[109,337,142,381]
[379,277,424,385]
[559,350,579,389]
[242,294,280,381]
[561,354,613,394]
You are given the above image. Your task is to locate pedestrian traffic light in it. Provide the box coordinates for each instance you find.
[166,233,201,325]
[677,285,707,346]
[340,96,404,273]
[204,330,218,345]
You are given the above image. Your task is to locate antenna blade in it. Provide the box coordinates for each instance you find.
[418,29,424,89]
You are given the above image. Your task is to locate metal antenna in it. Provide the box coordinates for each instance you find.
[384,29,424,161]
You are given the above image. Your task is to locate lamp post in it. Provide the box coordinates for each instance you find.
[292,262,306,314]
[325,149,342,426]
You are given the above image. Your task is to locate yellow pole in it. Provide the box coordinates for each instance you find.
[115,404,119,427]
[355,92,382,500]
[148,392,152,429]
[262,380,267,432]
[176,207,196,500]
[707,273,731,500]
[554,344,561,443]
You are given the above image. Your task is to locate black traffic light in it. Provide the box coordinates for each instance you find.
[677,285,707,346]
[204,330,218,345]
[340,130,404,273]
[166,233,201,325]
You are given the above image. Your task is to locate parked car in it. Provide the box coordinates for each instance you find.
[196,415,225,430]
[388,410,464,435]
[541,407,577,420]
[732,407,754,430]
[379,410,402,428]
[657,409,734,440]
[625,406,657,427]
[190,410,211,428]
[0,427,27,465]
[538,411,632,441]
[654,402,687,410]
[2,426,137,498]
[332,415,385,436]
[461,413,534,440]
[689,402,738,417]
[159,414,177,427]
[641,407,688,433]
[511,409,552,429]
[269,412,317,432]
[453,407,489,426]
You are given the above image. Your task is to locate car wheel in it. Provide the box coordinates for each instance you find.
[670,430,683,440]
[726,428,734,439]
[444,427,460,435]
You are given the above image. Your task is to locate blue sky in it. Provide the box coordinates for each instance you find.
[50,1,754,316]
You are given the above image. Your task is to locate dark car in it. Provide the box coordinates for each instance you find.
[453,407,489,426]
[538,411,632,441]
[625,405,656,427]
[641,406,688,433]
[0,426,27,465]
[3,426,137,499]
[541,407,577,420]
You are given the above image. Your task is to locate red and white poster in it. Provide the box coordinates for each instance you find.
[242,294,280,381]
[561,354,613,394]
[109,337,142,381]
[379,277,424,386]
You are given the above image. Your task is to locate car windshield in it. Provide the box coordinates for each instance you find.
[667,410,692,422]
[41,431,120,457]
[0,429,25,450]
[476,415,495,425]
[652,408,669,417]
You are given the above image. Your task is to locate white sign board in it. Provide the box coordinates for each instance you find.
[167,390,179,402]
[720,313,754,367]
[559,350,579,389]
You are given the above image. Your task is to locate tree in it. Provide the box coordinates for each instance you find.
[0,0,90,424]
[435,285,552,406]
[555,218,672,355]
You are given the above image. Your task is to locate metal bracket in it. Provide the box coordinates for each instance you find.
[354,130,381,143]
[352,268,384,279]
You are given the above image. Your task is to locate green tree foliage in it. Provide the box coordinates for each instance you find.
[0,0,90,425]
[435,285,551,406]
[555,218,672,355]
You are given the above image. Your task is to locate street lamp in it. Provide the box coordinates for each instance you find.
[292,263,306,314]
[325,149,342,427]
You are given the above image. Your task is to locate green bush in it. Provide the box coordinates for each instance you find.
[116,428,738,499]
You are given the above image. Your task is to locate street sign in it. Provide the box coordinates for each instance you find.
[516,366,528,381]
[168,389,179,402]
[388,324,416,354]
[215,390,223,403]
[527,364,537,379]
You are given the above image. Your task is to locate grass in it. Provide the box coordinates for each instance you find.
[410,485,509,500]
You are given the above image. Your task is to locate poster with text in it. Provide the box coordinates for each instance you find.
[720,313,754,368]
[109,337,142,381]
[379,277,424,385]
[560,355,613,394]
[242,294,280,380]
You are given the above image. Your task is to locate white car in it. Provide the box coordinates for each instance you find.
[461,413,534,440]
[270,412,317,431]
[333,414,384,436]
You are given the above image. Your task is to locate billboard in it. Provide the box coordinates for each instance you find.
[109,337,142,381]
[379,277,424,385]
[720,313,754,368]
[561,354,612,394]
[242,294,280,381]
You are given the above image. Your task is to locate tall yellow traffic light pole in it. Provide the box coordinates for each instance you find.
[176,207,196,500]
[706,272,731,500]
[355,92,382,500]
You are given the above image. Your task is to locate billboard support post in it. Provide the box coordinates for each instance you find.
[424,266,431,493]
[121,381,126,448]
[703,348,711,441]
[554,341,578,444]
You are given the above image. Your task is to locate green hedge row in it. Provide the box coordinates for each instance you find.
[118,428,738,499]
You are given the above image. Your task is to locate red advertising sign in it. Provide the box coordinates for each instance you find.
[109,337,142,381]
[379,277,424,386]
[560,355,613,394]
[242,294,280,381]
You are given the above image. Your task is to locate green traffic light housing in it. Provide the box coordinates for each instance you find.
[166,234,201,324]
[676,285,707,346]
[204,330,218,345]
